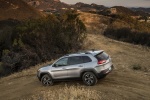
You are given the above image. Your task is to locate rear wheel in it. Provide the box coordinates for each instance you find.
[41,74,53,86]
[82,72,97,86]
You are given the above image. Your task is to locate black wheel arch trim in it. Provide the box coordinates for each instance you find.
[39,72,52,81]
[80,69,98,78]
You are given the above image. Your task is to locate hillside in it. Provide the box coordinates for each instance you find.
[0,0,43,20]
[111,6,138,16]
[0,12,150,100]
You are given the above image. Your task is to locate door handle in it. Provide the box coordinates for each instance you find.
[62,67,66,70]
[79,65,83,67]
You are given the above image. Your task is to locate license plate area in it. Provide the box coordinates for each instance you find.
[101,62,112,70]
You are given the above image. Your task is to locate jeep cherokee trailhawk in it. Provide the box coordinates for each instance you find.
[37,50,113,86]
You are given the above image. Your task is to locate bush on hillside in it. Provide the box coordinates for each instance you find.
[104,27,150,46]
[132,64,142,70]
[0,10,86,76]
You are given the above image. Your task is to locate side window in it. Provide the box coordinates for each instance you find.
[68,56,83,65]
[82,56,92,63]
[54,57,68,67]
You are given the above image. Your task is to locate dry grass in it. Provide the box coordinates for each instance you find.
[27,85,100,100]
[0,60,54,83]
[79,12,108,34]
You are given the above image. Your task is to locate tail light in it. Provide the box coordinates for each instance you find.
[98,60,106,64]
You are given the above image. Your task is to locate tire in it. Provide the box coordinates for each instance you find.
[82,72,97,86]
[41,74,54,86]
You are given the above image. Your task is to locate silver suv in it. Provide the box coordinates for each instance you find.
[37,50,113,86]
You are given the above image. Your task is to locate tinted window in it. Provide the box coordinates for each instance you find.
[82,56,92,63]
[54,57,68,67]
[95,52,108,61]
[68,56,83,65]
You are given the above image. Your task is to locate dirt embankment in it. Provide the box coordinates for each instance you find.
[0,12,150,100]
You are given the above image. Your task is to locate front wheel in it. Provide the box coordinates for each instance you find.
[82,72,97,86]
[41,74,54,86]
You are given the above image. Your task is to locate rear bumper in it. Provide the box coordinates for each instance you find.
[96,65,113,78]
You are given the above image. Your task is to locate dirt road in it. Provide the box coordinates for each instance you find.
[0,64,149,100]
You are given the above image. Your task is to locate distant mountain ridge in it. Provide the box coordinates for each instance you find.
[73,2,107,12]
[130,7,150,13]
[130,7,150,16]
[1,0,150,21]
[23,0,107,13]
[22,0,150,17]
[23,0,70,11]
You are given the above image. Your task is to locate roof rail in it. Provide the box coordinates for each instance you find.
[64,54,70,56]
[85,52,91,54]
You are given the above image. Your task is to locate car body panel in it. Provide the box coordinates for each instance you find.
[50,66,68,79]
[66,63,84,78]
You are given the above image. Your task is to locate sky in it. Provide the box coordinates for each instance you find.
[61,0,150,7]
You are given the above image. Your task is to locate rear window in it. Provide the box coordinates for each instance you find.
[95,52,109,61]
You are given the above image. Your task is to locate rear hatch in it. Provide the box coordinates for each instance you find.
[95,51,112,71]
[95,52,109,64]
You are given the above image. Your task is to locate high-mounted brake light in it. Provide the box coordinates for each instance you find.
[98,60,106,64]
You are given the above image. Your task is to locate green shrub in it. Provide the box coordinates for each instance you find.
[104,27,150,46]
[0,62,11,77]
[132,64,142,70]
[0,10,86,76]
[2,49,10,55]
[0,62,3,73]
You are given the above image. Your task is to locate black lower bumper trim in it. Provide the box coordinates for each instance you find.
[96,65,113,78]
